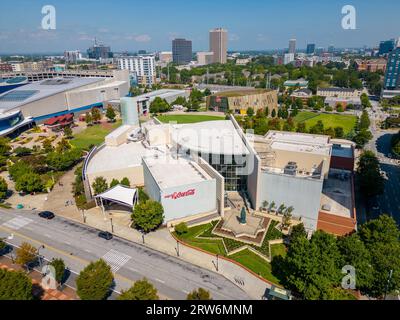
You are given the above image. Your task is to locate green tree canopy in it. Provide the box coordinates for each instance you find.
[0,177,8,200]
[187,288,212,300]
[0,269,33,300]
[15,173,44,193]
[356,151,384,198]
[105,106,116,122]
[92,177,108,195]
[131,200,164,233]
[150,97,171,113]
[118,278,159,300]
[49,258,66,284]
[76,259,113,300]
[15,242,38,267]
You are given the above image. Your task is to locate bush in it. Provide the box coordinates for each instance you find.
[0,269,33,300]
[46,149,82,171]
[120,177,130,187]
[15,173,44,193]
[174,222,188,235]
[8,161,33,181]
[0,177,8,200]
[49,258,65,284]
[118,278,159,300]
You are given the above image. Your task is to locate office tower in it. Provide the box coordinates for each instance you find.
[306,44,316,55]
[379,39,396,55]
[284,53,295,65]
[328,45,335,53]
[288,39,296,54]
[172,38,192,65]
[209,28,228,64]
[87,39,113,60]
[117,55,156,86]
[384,40,400,90]
[64,50,82,63]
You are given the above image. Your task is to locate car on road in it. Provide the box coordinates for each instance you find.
[98,231,113,240]
[38,211,55,219]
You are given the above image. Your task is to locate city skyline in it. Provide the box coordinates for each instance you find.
[1,0,400,54]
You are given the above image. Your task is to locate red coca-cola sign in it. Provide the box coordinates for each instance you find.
[164,189,195,200]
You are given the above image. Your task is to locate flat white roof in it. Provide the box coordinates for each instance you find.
[143,154,213,189]
[171,120,249,156]
[86,141,163,175]
[264,131,331,156]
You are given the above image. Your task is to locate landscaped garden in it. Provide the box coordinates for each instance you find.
[173,219,284,284]
[70,120,122,151]
[156,114,225,124]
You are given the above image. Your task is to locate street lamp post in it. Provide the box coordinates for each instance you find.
[216,254,219,272]
[110,218,114,233]
[176,240,180,257]
[81,209,86,223]
[141,231,145,244]
[37,245,45,268]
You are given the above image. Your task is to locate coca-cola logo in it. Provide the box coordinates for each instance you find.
[164,189,195,200]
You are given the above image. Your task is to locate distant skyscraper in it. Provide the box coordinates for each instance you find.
[379,39,396,55]
[172,38,192,65]
[284,53,295,65]
[64,50,82,63]
[209,28,228,64]
[328,45,335,53]
[384,40,400,90]
[306,44,316,55]
[288,39,296,54]
[87,39,113,60]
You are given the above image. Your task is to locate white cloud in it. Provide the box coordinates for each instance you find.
[229,33,240,41]
[133,34,151,42]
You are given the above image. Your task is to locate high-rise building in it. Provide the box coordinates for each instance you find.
[196,52,214,66]
[117,55,156,86]
[379,39,396,55]
[87,39,113,60]
[288,39,296,54]
[209,28,228,64]
[64,50,82,63]
[328,45,335,53]
[172,38,192,65]
[284,53,295,65]
[384,41,400,90]
[306,43,316,55]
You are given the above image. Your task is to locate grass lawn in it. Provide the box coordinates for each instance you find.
[294,111,357,135]
[174,221,282,285]
[70,121,122,151]
[229,249,281,284]
[270,243,287,259]
[156,114,225,124]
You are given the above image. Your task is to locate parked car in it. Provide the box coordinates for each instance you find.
[38,211,55,219]
[98,231,113,240]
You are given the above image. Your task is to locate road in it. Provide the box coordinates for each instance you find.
[364,99,400,225]
[0,209,250,300]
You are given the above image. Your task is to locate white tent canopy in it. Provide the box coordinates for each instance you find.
[95,185,138,209]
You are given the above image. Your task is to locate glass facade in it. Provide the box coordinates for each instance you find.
[0,111,24,131]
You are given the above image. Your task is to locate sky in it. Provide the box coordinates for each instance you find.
[0,0,399,54]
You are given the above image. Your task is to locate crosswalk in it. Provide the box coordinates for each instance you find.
[102,249,131,273]
[2,217,33,230]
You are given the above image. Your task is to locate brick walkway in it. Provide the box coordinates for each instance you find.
[0,257,77,300]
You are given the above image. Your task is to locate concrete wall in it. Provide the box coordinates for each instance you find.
[160,180,217,221]
[258,171,324,232]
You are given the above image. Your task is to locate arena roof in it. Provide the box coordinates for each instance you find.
[0,77,104,113]
[171,120,250,156]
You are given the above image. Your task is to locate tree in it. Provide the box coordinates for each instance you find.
[0,269,33,300]
[15,173,44,193]
[85,112,93,126]
[309,120,324,134]
[46,149,82,171]
[118,278,159,300]
[336,104,344,112]
[120,177,130,187]
[8,161,33,181]
[131,200,164,233]
[150,97,171,113]
[359,110,371,130]
[334,127,344,138]
[0,137,11,156]
[172,96,187,106]
[174,222,188,235]
[15,242,38,267]
[296,122,307,133]
[353,129,372,148]
[289,223,307,243]
[271,109,276,118]
[49,258,66,284]
[356,151,384,198]
[0,239,6,252]
[42,139,54,153]
[105,106,116,122]
[110,178,120,188]
[63,126,73,139]
[0,177,8,200]
[246,107,255,117]
[92,177,108,195]
[187,287,212,300]
[91,107,102,123]
[76,259,113,300]
[358,215,400,297]
[56,137,72,153]
[282,206,294,230]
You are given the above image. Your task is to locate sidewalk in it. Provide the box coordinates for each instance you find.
[0,256,77,300]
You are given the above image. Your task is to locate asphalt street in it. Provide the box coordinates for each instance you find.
[0,209,250,300]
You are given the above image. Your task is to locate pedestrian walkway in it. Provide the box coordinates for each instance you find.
[102,249,131,273]
[2,216,33,230]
